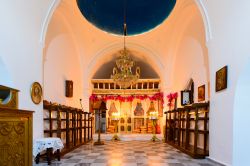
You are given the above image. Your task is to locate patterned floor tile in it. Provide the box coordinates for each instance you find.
[33,141,221,166]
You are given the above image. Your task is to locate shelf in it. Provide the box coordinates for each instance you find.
[43,100,93,155]
[165,102,209,159]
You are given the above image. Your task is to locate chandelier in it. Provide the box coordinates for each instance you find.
[111,0,140,89]
[111,47,140,89]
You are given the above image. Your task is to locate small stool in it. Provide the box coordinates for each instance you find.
[33,137,64,165]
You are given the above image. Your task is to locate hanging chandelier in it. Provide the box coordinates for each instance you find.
[111,0,140,89]
[111,47,140,89]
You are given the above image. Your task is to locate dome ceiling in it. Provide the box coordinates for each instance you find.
[76,0,176,36]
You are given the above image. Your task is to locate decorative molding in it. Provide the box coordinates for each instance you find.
[40,0,61,47]
[0,121,25,165]
[91,78,161,95]
[194,0,213,42]
[39,0,212,49]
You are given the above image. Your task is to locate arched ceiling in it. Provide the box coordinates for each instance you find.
[92,49,160,79]
[76,0,176,36]
[47,0,206,88]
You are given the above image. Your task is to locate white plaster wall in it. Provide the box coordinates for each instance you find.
[1,1,250,165]
[171,11,209,104]
[44,11,83,108]
[0,57,13,86]
[0,0,52,139]
[172,36,208,104]
[205,1,250,165]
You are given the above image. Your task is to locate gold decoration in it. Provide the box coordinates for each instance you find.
[0,108,33,166]
[147,101,156,116]
[0,85,19,109]
[30,82,42,104]
[111,49,140,89]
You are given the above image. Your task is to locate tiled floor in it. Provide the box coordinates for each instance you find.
[33,141,222,166]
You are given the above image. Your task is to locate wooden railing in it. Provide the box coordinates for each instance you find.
[91,79,160,94]
[165,102,209,159]
[43,100,93,154]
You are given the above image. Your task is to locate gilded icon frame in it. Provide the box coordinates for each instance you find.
[198,85,205,102]
[216,66,228,92]
[31,82,43,104]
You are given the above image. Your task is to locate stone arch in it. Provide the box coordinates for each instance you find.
[84,42,166,92]
[40,0,61,47]
[39,0,212,47]
[165,3,209,90]
[194,0,212,42]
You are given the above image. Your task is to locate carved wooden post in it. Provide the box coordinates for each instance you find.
[164,111,168,142]
[194,107,199,156]
[173,109,176,143]
[49,102,53,137]
[84,112,87,143]
[88,113,90,141]
[185,107,190,149]
[73,109,76,146]
[204,104,209,155]
[177,108,181,146]
[90,115,93,140]
[56,105,61,138]
[80,111,83,143]
[66,110,70,148]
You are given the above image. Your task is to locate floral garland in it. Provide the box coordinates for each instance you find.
[89,92,164,103]
[167,92,178,110]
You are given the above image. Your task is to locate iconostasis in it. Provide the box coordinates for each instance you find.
[106,98,163,134]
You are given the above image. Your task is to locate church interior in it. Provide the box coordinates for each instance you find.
[1,0,250,166]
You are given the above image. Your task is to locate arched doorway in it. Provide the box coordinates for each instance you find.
[233,59,250,165]
[89,48,164,136]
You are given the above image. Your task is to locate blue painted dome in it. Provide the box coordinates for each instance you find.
[76,0,176,36]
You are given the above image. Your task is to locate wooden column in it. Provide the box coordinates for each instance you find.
[49,103,53,137]
[73,110,76,146]
[173,110,177,144]
[56,106,62,138]
[90,115,93,140]
[177,109,181,146]
[88,113,90,141]
[84,113,87,143]
[66,110,70,148]
[165,111,168,142]
[185,107,190,149]
[80,112,83,143]
[204,106,208,154]
[193,107,199,155]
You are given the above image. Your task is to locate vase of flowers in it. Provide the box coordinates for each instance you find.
[167,92,178,111]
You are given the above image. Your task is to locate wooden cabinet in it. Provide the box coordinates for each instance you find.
[165,102,209,158]
[43,100,93,154]
[0,108,33,166]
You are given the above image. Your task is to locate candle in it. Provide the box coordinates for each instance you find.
[111,112,120,121]
[149,111,158,120]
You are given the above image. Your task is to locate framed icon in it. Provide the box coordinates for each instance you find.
[65,80,73,97]
[181,90,191,106]
[216,66,228,92]
[198,85,205,102]
[31,82,42,104]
